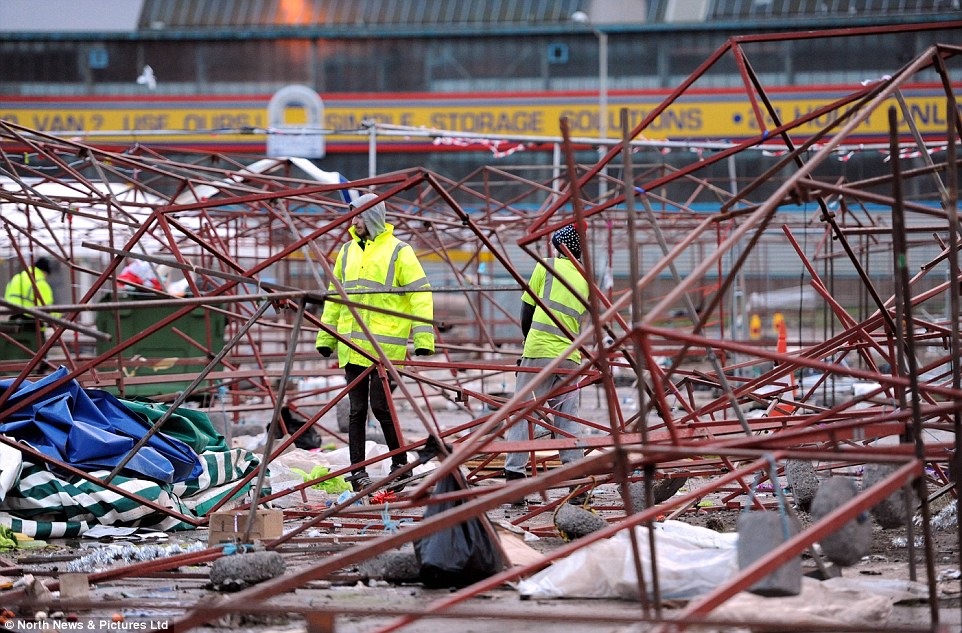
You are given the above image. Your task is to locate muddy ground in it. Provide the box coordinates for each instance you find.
[3,381,961,631]
[2,475,960,633]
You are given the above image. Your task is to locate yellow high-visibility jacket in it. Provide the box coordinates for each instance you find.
[4,266,55,315]
[316,223,434,367]
[522,257,588,363]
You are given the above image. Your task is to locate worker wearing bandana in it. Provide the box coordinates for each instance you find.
[504,224,589,498]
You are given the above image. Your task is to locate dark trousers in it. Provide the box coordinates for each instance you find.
[344,363,407,475]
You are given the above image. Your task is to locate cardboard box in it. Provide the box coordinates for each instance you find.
[207,509,283,544]
[59,573,90,600]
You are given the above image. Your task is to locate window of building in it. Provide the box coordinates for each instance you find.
[204,39,313,85]
[0,41,78,84]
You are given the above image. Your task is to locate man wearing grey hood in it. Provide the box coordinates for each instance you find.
[316,192,435,493]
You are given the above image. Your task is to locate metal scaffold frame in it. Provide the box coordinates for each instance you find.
[0,23,961,631]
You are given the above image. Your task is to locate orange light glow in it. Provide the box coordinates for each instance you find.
[278,0,308,25]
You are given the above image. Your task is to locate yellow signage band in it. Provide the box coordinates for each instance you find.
[0,87,956,150]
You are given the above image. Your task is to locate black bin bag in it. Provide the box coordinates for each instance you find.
[414,472,503,588]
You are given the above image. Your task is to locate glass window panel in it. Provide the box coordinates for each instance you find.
[204,39,312,84]
[319,39,427,92]
[0,41,79,84]
[90,41,140,85]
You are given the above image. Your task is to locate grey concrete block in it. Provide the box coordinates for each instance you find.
[626,477,688,513]
[554,503,607,540]
[785,460,819,512]
[810,477,872,567]
[357,545,420,583]
[210,551,285,592]
[654,477,688,503]
[736,511,801,597]
[862,463,919,529]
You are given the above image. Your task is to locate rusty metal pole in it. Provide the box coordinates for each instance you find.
[944,94,962,628]
[560,114,656,613]
[889,104,940,624]
[242,295,306,542]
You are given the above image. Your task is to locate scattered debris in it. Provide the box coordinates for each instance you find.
[19,575,52,606]
[0,21,957,632]
[928,502,957,531]
[208,509,284,545]
[890,536,926,549]
[66,541,206,574]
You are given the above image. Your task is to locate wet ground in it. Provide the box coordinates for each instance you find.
[2,383,961,631]
[2,477,960,632]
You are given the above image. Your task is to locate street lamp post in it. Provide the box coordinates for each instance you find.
[597,28,608,201]
[572,11,609,201]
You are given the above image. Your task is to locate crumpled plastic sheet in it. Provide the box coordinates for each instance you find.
[926,502,956,531]
[713,576,906,627]
[518,520,739,601]
[0,443,23,504]
[890,536,925,548]
[66,540,206,573]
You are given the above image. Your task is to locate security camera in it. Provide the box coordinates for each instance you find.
[570,10,589,23]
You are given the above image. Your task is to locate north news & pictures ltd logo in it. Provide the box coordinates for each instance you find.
[3,619,169,631]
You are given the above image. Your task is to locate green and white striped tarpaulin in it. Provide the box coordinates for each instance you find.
[0,443,260,539]
[0,398,263,539]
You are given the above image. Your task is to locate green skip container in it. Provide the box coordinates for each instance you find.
[0,319,45,361]
[96,292,226,400]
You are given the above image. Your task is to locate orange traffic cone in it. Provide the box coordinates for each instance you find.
[771,314,797,417]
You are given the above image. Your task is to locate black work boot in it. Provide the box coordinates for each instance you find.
[503,469,527,506]
[387,462,413,492]
[349,471,373,493]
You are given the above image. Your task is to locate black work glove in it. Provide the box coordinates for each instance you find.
[414,348,433,356]
[317,346,332,358]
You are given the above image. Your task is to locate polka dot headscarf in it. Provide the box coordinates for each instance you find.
[552,224,582,260]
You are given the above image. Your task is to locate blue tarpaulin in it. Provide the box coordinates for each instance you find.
[0,367,202,483]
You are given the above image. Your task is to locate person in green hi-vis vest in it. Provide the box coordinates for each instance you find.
[315,193,435,494]
[504,225,589,503]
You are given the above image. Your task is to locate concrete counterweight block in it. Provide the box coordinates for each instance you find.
[357,545,421,583]
[784,460,819,512]
[862,463,920,529]
[736,511,802,597]
[210,551,286,592]
[810,477,872,567]
[625,477,688,513]
[554,503,607,540]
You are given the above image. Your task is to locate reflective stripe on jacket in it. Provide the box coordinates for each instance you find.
[316,223,434,367]
[521,257,588,363]
[4,267,54,312]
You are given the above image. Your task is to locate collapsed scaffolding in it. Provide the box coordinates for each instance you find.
[0,25,961,632]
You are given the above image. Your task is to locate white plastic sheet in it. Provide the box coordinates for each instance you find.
[518,520,739,601]
[0,442,23,503]
[713,576,899,626]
